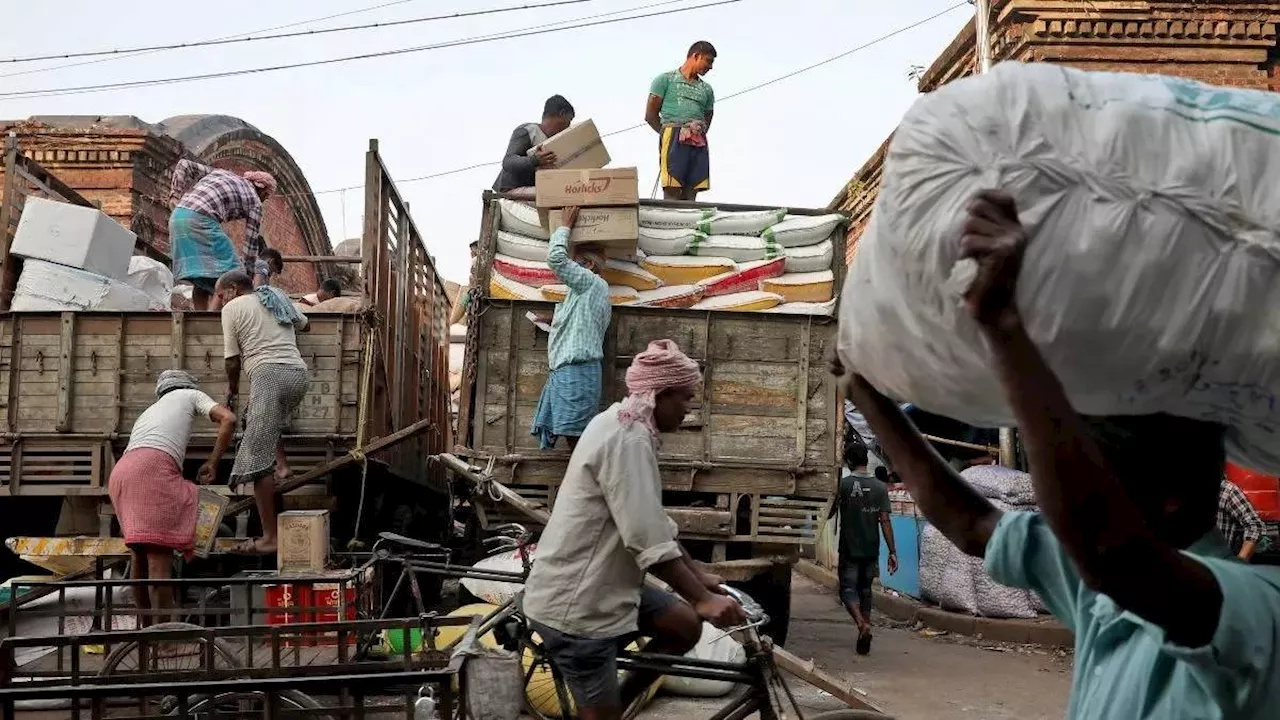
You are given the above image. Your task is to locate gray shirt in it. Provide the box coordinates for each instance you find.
[522,403,681,638]
[492,123,548,192]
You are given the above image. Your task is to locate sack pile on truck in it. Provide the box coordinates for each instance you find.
[838,62,1280,474]
[9,198,166,311]
[491,198,845,315]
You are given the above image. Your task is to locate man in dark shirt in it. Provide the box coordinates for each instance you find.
[493,95,576,193]
[829,432,897,655]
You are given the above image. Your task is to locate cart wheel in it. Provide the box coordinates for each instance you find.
[99,621,242,678]
[173,690,331,718]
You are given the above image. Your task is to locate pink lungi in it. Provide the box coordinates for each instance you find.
[108,448,198,552]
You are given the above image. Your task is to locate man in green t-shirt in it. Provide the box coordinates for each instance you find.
[646,41,716,201]
[829,432,897,655]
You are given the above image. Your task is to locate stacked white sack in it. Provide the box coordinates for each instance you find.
[838,62,1280,473]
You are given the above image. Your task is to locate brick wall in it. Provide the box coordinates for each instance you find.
[831,0,1280,262]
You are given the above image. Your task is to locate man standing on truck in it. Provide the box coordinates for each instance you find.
[646,41,716,201]
[530,207,611,450]
[832,190,1280,717]
[493,95,575,193]
[524,339,746,720]
[167,158,278,310]
[828,431,897,655]
[108,370,236,624]
[215,270,310,554]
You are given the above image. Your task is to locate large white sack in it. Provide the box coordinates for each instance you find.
[918,523,979,614]
[125,256,174,310]
[459,546,535,606]
[497,198,550,240]
[839,62,1280,473]
[11,259,160,312]
[663,622,746,697]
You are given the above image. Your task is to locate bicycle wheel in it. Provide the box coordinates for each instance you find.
[808,710,893,719]
[175,689,331,719]
[99,621,242,677]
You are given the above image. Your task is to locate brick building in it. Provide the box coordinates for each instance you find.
[0,114,331,293]
[831,0,1280,263]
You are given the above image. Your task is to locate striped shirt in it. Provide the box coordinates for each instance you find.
[168,159,267,262]
[546,227,610,370]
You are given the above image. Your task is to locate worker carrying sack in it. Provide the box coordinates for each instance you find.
[839,62,1280,473]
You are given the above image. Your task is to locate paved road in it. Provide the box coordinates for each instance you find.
[646,573,1073,719]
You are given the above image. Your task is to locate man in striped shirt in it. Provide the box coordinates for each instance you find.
[168,159,277,310]
[1217,477,1267,562]
[530,207,611,450]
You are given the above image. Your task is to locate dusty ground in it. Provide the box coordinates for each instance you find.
[645,573,1073,719]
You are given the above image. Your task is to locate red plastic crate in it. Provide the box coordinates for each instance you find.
[1226,462,1280,522]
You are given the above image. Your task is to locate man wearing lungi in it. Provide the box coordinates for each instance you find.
[216,270,310,554]
[167,158,278,310]
[646,41,716,201]
[530,207,610,450]
[108,370,237,624]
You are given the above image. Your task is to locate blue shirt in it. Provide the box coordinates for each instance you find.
[546,227,610,370]
[986,511,1280,719]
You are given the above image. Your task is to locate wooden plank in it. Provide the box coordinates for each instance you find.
[666,508,731,537]
[774,647,886,714]
[55,313,75,432]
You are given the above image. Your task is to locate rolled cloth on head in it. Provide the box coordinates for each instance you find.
[242,171,277,195]
[156,369,200,398]
[618,339,701,438]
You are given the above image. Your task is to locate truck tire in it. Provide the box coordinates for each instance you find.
[730,564,792,647]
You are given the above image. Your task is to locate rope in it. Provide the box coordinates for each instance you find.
[347,326,378,549]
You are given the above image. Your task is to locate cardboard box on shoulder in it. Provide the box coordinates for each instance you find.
[535,119,610,170]
[535,167,639,208]
[277,510,330,572]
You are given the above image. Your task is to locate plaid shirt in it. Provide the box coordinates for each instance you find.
[546,227,610,370]
[1217,478,1265,554]
[169,159,267,262]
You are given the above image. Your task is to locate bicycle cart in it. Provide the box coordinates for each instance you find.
[0,614,474,719]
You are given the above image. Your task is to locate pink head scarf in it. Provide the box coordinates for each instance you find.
[242,171,278,196]
[618,339,701,438]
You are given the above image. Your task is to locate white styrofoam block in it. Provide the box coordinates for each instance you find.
[10,260,159,312]
[12,197,136,281]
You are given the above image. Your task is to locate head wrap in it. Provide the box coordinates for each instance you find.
[242,171,278,195]
[617,339,701,438]
[156,369,200,398]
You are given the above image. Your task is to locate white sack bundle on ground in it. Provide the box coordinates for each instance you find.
[838,62,1280,473]
[919,510,1040,620]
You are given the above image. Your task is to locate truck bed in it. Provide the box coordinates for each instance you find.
[457,194,844,553]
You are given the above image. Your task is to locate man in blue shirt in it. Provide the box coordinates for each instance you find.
[832,189,1280,718]
[530,206,612,450]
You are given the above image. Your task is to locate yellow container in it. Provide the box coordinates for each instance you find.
[193,488,229,559]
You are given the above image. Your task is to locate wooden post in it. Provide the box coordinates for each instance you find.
[974,0,993,73]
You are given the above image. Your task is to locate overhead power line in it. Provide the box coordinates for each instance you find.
[2,0,594,65]
[0,0,738,100]
[0,0,429,80]
[304,1,969,195]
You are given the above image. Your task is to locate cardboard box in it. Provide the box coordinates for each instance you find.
[192,488,229,559]
[545,207,639,244]
[536,167,639,208]
[11,197,135,281]
[277,510,330,572]
[535,119,610,170]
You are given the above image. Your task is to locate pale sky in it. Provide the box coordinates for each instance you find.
[4,0,971,283]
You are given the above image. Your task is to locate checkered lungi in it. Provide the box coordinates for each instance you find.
[230,364,309,486]
[108,447,198,552]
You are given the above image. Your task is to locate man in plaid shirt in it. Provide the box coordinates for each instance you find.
[168,159,277,310]
[1217,477,1267,562]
